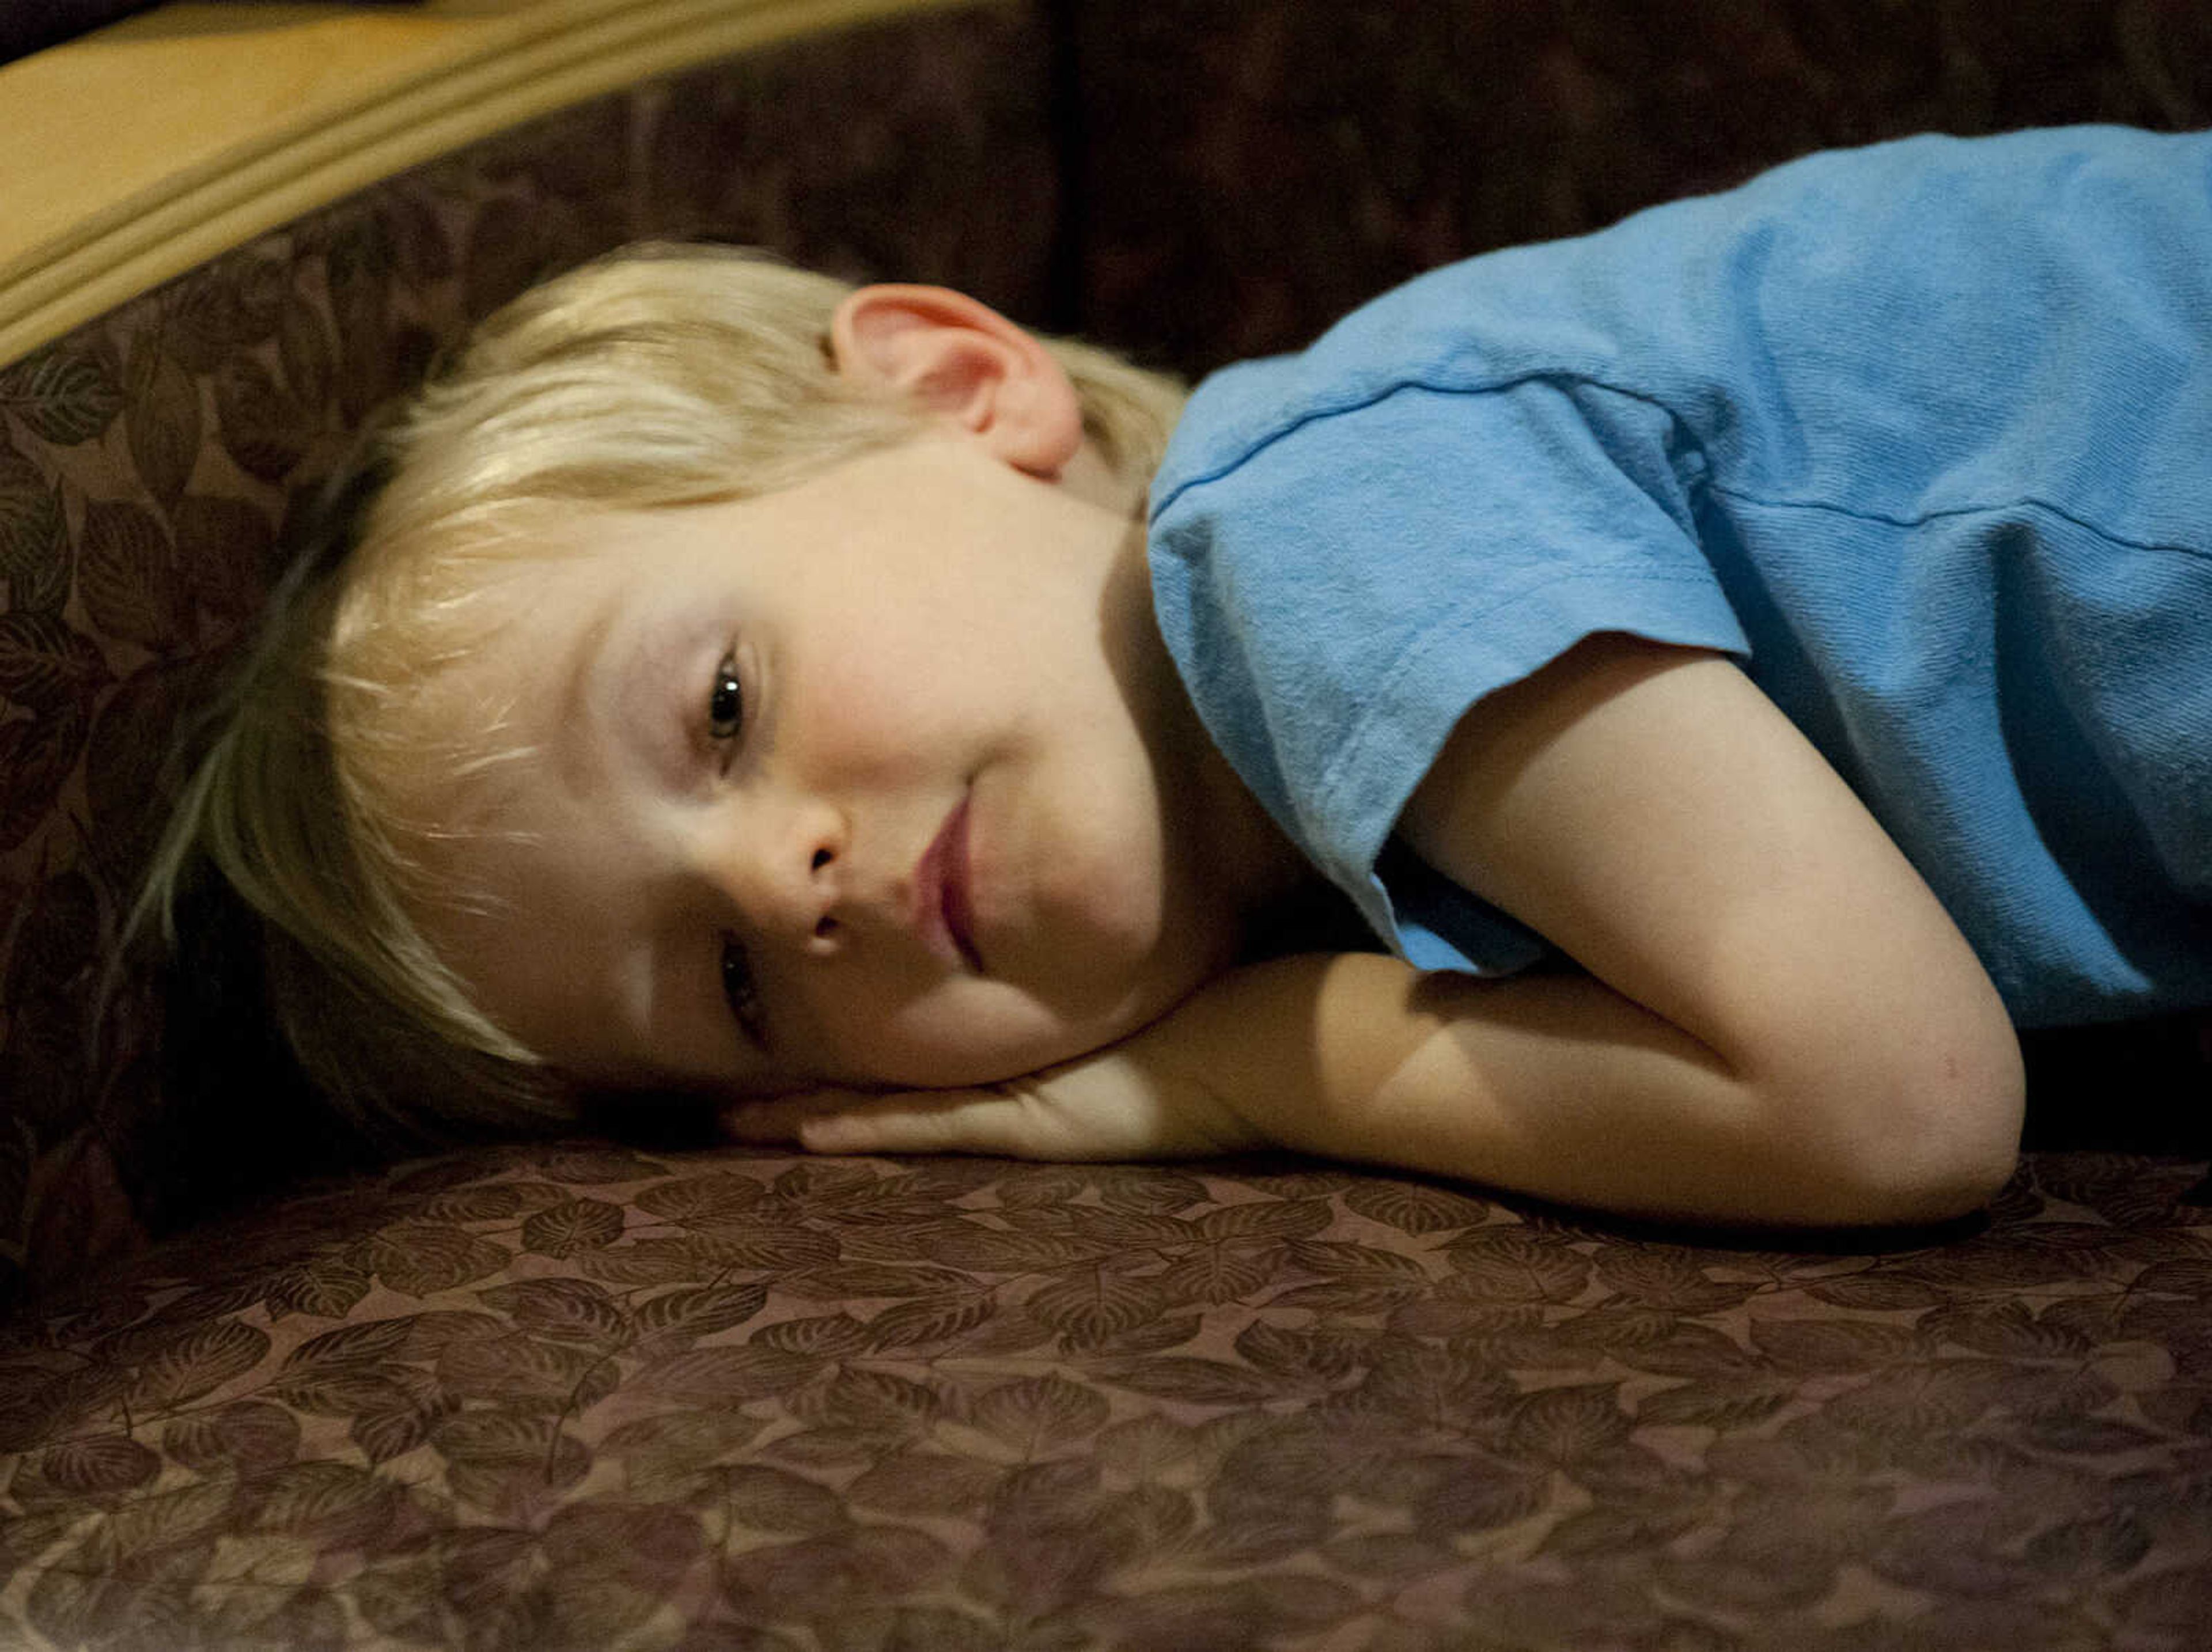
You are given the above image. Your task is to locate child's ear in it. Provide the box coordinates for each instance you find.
[829,285,1084,477]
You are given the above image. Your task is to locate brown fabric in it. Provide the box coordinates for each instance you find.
[9,0,2211,1310]
[0,4,1058,1309]
[5,3,2212,1644]
[1070,0,2212,373]
[3,1146,2209,1649]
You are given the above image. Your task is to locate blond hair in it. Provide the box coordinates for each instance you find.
[142,244,1187,1145]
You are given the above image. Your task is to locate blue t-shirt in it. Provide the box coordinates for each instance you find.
[1149,126,2212,1029]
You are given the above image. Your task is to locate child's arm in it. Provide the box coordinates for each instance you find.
[729,635,2025,1227]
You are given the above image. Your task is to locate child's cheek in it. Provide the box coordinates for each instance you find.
[785,646,945,783]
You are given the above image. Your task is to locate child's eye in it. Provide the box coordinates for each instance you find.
[721,934,768,1051]
[708,654,744,742]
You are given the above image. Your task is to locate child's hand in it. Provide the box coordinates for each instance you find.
[718,1035,1263,1162]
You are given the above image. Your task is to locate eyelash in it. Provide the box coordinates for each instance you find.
[707,651,764,1050]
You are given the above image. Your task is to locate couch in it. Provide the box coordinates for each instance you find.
[2,2,2209,1646]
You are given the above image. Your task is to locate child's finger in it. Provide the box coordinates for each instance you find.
[798,1088,1046,1156]
[720,1087,1030,1157]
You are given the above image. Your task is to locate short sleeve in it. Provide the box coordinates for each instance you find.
[1150,372,1749,971]
[1150,127,2212,1016]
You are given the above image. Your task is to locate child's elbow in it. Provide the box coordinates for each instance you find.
[1795,1009,2026,1227]
[1844,1083,2022,1229]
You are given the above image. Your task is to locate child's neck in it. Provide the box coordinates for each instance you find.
[1097,520,1320,939]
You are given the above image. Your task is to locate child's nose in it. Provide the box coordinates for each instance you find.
[705,792,846,954]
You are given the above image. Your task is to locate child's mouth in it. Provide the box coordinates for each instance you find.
[915,795,986,975]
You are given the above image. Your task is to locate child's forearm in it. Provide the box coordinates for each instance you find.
[723,942,2018,1229]
[1157,951,2017,1228]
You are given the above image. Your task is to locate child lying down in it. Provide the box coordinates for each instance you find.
[151,124,2212,1229]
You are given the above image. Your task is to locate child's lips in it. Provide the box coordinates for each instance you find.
[914,795,985,975]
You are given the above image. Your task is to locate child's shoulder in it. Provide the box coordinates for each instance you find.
[1151,124,2209,510]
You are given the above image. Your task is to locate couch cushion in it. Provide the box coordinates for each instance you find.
[3,1145,2209,1647]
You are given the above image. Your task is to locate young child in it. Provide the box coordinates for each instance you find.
[155,124,2211,1229]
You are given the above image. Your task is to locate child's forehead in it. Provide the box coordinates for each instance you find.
[336,537,595,794]
[389,433,1101,723]
[424,516,735,775]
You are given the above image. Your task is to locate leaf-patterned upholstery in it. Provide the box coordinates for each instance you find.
[8,1147,2212,1647]
[2,3,2209,1647]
